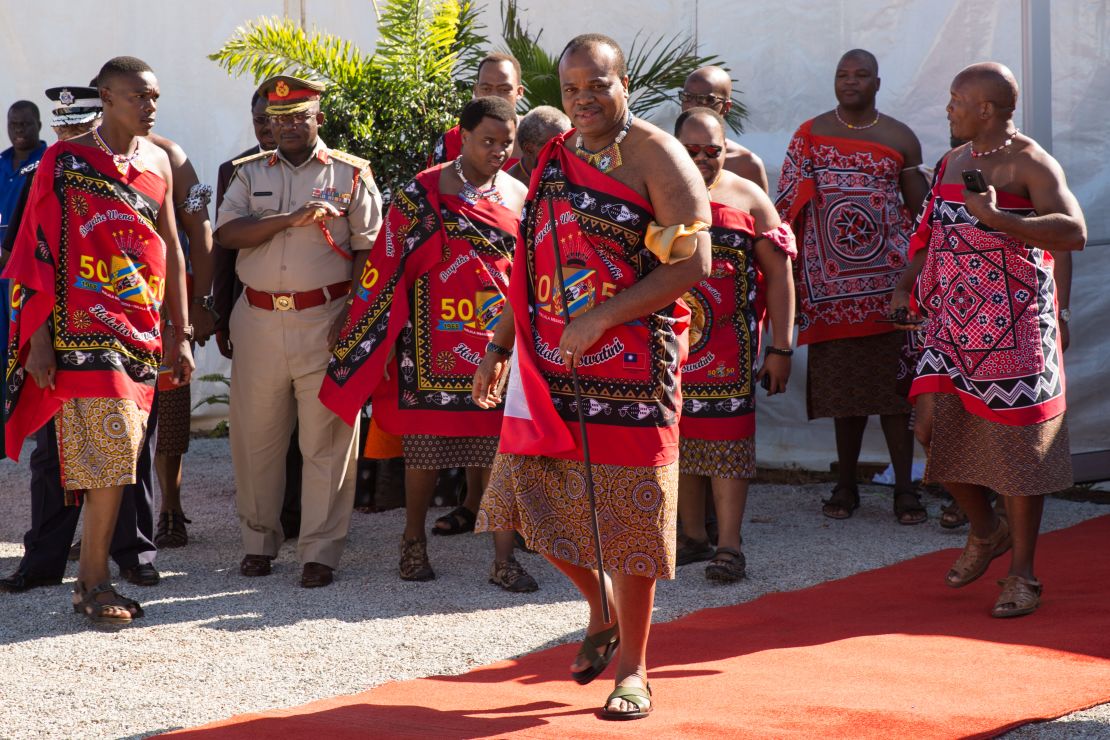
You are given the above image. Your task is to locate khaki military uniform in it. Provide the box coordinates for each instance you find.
[215,137,382,568]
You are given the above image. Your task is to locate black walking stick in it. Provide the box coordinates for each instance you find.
[546,196,611,624]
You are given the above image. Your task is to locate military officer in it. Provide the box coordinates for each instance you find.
[215,76,383,588]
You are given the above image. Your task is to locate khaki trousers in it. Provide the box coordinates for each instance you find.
[229,294,357,568]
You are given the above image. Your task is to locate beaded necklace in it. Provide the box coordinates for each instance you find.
[575,110,633,173]
[454,156,503,206]
[834,106,880,130]
[93,127,145,176]
[970,130,1019,158]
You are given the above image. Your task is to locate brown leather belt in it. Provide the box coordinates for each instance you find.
[244,281,351,311]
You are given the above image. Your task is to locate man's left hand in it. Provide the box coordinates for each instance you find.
[193,307,216,345]
[164,339,195,385]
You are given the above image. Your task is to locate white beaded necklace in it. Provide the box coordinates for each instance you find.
[453,156,502,206]
[970,130,1019,158]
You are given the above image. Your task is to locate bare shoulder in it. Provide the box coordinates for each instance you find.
[499,171,528,214]
[146,133,189,168]
[139,139,173,183]
[879,115,923,161]
[725,139,768,190]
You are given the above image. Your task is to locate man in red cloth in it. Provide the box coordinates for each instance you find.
[428,53,524,170]
[320,96,536,591]
[471,34,711,720]
[672,108,796,583]
[775,49,930,523]
[3,56,194,625]
[908,63,1085,618]
[678,66,768,192]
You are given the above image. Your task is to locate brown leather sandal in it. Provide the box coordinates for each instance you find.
[991,575,1042,618]
[945,518,1011,588]
[705,547,746,583]
[822,484,860,519]
[72,582,133,626]
[893,487,927,525]
[939,498,968,529]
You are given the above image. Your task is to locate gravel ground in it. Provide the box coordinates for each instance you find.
[0,438,1107,739]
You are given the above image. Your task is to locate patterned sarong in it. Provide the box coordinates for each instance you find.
[909,178,1065,425]
[679,202,796,440]
[3,141,167,460]
[319,164,517,437]
[775,120,913,346]
[498,131,690,467]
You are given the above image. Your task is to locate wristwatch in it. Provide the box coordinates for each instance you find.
[193,294,216,312]
[486,340,512,357]
[1059,307,1071,323]
[177,324,195,341]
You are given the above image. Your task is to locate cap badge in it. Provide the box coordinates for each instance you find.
[275,81,290,98]
[59,89,75,106]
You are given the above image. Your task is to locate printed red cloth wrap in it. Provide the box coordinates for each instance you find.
[679,203,795,440]
[319,165,517,436]
[428,125,519,171]
[775,120,912,345]
[909,179,1066,425]
[498,131,690,467]
[3,141,167,460]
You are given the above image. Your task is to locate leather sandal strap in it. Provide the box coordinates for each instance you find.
[577,624,619,661]
[607,685,652,710]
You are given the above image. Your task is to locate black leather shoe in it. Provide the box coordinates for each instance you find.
[300,562,334,588]
[120,563,160,586]
[0,572,63,593]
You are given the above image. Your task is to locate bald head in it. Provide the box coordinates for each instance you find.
[839,49,878,75]
[953,62,1019,112]
[680,65,734,114]
[685,66,732,98]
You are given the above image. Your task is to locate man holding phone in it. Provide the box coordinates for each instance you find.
[215,75,383,588]
[907,62,1086,618]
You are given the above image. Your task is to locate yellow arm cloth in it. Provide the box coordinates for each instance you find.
[644,221,709,264]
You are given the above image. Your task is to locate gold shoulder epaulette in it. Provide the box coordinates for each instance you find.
[231,150,273,167]
[328,149,372,172]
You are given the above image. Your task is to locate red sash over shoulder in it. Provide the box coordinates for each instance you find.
[679,203,796,440]
[3,142,167,460]
[319,165,517,437]
[774,119,912,345]
[909,179,1065,425]
[499,131,689,467]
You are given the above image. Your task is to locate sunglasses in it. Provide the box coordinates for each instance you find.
[678,91,728,107]
[684,144,723,159]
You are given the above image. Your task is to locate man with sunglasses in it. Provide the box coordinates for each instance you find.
[775,49,929,525]
[679,66,768,192]
[215,75,383,588]
[672,108,796,584]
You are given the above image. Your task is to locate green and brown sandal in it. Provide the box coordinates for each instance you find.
[571,623,619,685]
[600,682,652,721]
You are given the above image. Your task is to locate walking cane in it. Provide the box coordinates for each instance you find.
[546,196,611,624]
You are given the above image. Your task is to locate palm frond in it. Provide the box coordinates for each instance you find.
[500,0,561,111]
[627,32,747,132]
[207,16,371,86]
[451,1,489,82]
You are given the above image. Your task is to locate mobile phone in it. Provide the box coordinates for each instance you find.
[760,373,772,391]
[961,169,989,194]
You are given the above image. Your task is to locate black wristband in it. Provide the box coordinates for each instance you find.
[486,341,512,357]
[765,346,794,357]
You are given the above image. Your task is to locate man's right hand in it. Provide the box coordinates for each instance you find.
[215,330,233,359]
[26,325,56,390]
[888,287,923,330]
[286,201,341,228]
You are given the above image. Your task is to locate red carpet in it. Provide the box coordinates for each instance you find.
[169,515,1110,739]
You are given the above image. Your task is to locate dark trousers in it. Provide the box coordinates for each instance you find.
[16,397,158,581]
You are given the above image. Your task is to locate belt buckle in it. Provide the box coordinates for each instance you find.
[272,294,294,311]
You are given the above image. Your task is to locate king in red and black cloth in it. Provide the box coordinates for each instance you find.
[4,141,167,462]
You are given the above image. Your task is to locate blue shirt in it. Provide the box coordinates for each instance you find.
[0,140,47,243]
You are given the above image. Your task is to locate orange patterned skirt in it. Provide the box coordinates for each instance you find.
[56,396,149,501]
[477,453,678,579]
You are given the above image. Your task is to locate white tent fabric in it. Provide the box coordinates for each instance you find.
[0,0,1105,468]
